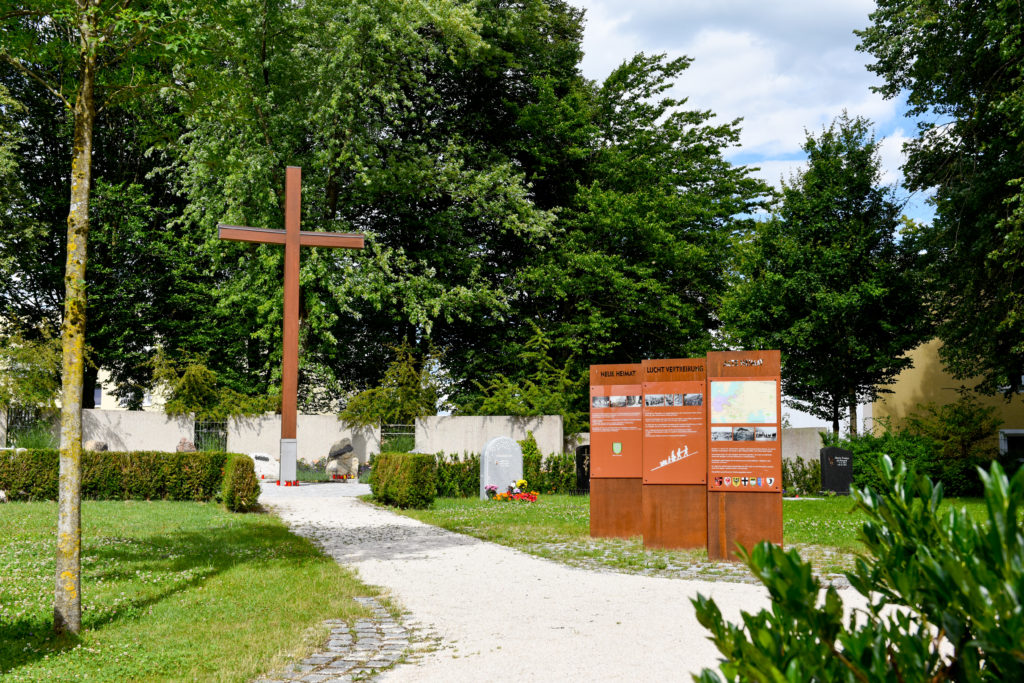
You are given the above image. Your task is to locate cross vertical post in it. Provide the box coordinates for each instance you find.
[218,166,364,484]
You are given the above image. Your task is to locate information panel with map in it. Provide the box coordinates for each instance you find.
[707,377,782,492]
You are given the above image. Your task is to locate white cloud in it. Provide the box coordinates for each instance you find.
[570,0,927,219]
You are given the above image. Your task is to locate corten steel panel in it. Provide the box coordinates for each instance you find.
[590,364,643,478]
[706,351,783,561]
[642,359,708,485]
[590,477,643,538]
[707,491,783,561]
[642,484,707,549]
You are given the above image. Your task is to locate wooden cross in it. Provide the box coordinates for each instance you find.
[218,166,364,484]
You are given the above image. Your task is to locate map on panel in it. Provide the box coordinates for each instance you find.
[710,380,777,424]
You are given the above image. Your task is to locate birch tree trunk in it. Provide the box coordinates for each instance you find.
[54,3,97,636]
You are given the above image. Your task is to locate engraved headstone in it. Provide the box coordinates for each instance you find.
[575,444,590,491]
[820,446,853,494]
[480,436,523,500]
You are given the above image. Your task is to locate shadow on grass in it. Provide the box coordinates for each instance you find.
[0,516,309,675]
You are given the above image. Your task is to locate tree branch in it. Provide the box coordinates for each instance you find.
[0,53,72,110]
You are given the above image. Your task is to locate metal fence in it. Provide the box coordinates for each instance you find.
[3,404,58,448]
[194,418,228,452]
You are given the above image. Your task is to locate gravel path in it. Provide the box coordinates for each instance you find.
[259,482,858,681]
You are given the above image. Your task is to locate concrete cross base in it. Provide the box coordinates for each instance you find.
[279,438,298,485]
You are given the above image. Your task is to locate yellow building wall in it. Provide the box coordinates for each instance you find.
[872,339,1024,437]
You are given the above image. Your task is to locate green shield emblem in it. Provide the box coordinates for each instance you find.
[612,442,623,455]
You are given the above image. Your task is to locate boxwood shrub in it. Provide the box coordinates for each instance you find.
[371,452,437,508]
[222,454,261,512]
[434,453,479,497]
[0,448,258,509]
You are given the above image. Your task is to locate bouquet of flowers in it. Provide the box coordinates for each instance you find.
[490,479,538,502]
[485,485,498,499]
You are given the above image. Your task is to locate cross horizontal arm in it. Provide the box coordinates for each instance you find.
[217,224,364,249]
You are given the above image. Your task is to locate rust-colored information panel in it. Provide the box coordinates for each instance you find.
[642,359,707,485]
[706,352,782,492]
[590,363,643,478]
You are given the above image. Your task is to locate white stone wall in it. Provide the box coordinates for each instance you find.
[781,427,825,463]
[83,408,192,451]
[415,415,564,456]
[227,415,380,464]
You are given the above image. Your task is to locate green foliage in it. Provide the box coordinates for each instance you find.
[781,457,821,496]
[0,331,62,409]
[721,113,929,434]
[904,393,1004,466]
[340,344,445,428]
[7,420,59,450]
[0,449,237,502]
[151,351,279,420]
[370,452,437,509]
[694,456,1024,681]
[460,325,586,434]
[433,453,480,498]
[857,1,1024,395]
[221,454,260,512]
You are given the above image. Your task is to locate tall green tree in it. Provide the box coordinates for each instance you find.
[449,52,767,416]
[857,0,1024,395]
[721,114,929,435]
[0,0,201,634]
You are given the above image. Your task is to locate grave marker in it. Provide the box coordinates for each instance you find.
[480,437,523,500]
[820,447,853,494]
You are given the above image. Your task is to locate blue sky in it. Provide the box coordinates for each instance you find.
[570,0,935,224]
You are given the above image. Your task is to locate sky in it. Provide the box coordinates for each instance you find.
[569,0,934,223]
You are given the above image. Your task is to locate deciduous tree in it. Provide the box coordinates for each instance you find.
[857,0,1024,395]
[721,114,929,435]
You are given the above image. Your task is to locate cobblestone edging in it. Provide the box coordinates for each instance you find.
[256,597,431,683]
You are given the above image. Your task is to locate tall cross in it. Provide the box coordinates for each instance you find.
[218,166,364,484]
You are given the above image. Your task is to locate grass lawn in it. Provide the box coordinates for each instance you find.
[0,500,379,682]
[394,494,990,580]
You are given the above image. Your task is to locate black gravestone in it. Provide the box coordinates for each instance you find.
[820,447,853,494]
[575,444,590,491]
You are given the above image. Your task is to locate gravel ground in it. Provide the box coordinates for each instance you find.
[260,482,865,681]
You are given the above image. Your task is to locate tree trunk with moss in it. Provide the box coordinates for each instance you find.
[54,4,97,636]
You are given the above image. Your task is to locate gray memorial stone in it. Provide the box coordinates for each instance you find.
[480,436,523,500]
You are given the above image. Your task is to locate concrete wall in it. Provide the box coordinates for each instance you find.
[782,427,824,463]
[83,408,192,451]
[228,415,379,464]
[415,415,564,456]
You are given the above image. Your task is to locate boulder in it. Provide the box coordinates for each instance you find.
[326,438,358,479]
[176,438,197,453]
[248,452,278,480]
[84,440,108,452]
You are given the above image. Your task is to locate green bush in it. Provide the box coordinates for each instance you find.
[781,457,821,496]
[434,452,479,497]
[694,456,1024,681]
[835,430,986,497]
[0,449,239,503]
[222,454,261,512]
[540,452,576,494]
[371,452,437,508]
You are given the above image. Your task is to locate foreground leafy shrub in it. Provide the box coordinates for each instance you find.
[0,449,234,503]
[781,457,821,495]
[371,452,437,508]
[694,456,1024,681]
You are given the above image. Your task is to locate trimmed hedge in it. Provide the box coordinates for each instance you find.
[370,452,437,508]
[222,454,261,512]
[0,449,258,508]
[434,453,480,497]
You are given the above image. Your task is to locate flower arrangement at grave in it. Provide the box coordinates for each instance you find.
[491,479,538,502]
[485,485,498,499]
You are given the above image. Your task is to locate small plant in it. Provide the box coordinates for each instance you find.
[781,457,821,496]
[485,484,498,499]
[9,421,58,449]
